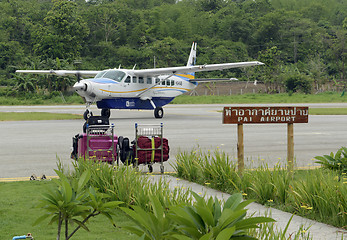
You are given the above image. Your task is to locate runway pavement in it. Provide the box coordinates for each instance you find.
[1,103,347,178]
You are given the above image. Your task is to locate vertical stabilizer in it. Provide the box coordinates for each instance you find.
[187,42,197,67]
[185,42,197,80]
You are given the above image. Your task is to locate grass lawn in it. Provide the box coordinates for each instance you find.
[0,112,82,121]
[0,181,136,240]
[172,92,347,104]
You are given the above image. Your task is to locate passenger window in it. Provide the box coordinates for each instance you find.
[166,80,170,86]
[139,77,144,84]
[156,78,160,84]
[125,76,131,83]
[133,77,137,83]
[171,80,174,86]
[147,77,152,84]
[161,80,165,85]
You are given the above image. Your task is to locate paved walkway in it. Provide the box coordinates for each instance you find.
[150,175,346,240]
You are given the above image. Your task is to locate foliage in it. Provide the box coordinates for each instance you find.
[0,0,346,95]
[248,215,312,240]
[171,192,274,239]
[315,147,347,173]
[120,195,178,239]
[35,169,123,240]
[174,149,347,229]
[70,160,192,210]
[121,192,274,239]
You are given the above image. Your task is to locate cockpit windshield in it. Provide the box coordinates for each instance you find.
[94,70,126,82]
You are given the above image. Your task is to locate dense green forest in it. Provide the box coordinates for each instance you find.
[0,0,346,96]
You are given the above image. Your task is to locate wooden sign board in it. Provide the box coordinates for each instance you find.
[223,106,308,124]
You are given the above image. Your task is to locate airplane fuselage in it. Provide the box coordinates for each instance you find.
[73,69,198,110]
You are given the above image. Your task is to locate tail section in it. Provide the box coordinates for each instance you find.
[187,42,197,67]
[175,42,197,81]
[185,42,197,80]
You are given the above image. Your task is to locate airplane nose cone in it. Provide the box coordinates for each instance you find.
[73,82,87,91]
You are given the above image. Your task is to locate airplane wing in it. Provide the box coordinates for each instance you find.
[132,61,264,76]
[16,70,100,78]
[193,78,238,82]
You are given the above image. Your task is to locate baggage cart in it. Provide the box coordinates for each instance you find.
[134,123,168,173]
[71,123,118,165]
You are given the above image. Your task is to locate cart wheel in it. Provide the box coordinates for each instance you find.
[160,165,164,174]
[83,122,87,133]
[148,165,153,173]
[83,110,93,120]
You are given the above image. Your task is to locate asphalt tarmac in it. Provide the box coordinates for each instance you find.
[1,103,347,178]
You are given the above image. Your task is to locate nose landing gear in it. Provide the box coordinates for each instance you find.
[154,107,164,119]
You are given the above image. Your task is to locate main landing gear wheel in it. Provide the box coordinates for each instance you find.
[101,109,111,118]
[154,107,164,119]
[83,109,93,120]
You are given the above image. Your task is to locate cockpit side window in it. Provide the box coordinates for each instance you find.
[124,76,131,83]
[95,71,106,78]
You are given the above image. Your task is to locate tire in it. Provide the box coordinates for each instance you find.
[148,165,153,173]
[154,107,164,118]
[101,109,111,118]
[83,110,93,120]
[83,122,87,133]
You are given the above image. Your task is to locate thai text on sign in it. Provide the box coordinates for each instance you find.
[223,106,309,124]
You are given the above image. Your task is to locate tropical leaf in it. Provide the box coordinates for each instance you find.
[215,226,236,240]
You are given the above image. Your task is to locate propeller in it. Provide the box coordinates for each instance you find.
[76,72,82,82]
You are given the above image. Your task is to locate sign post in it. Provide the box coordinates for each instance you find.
[223,106,308,173]
[237,123,244,173]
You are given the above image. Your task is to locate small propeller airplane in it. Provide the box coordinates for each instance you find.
[16,42,264,119]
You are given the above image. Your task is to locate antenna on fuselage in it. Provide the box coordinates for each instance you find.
[132,64,136,70]
[118,64,121,69]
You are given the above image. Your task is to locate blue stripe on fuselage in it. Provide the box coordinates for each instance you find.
[96,97,174,110]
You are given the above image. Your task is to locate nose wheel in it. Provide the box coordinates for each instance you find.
[101,109,111,118]
[154,107,164,118]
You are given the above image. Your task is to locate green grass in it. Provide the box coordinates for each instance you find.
[172,92,347,104]
[1,92,347,106]
[309,108,347,115]
[0,181,136,240]
[0,112,82,121]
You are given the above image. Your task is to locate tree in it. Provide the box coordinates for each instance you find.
[33,0,89,60]
[258,46,283,93]
[35,169,123,240]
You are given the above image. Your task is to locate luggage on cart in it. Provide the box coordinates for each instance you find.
[118,136,134,165]
[71,123,117,164]
[133,123,169,173]
[83,116,109,133]
[134,136,169,164]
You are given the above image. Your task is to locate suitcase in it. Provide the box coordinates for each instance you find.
[83,116,110,133]
[72,133,118,163]
[134,136,169,164]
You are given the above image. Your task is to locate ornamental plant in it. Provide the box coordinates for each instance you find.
[34,169,123,240]
[315,147,347,174]
[121,192,274,239]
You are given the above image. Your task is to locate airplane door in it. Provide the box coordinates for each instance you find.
[123,76,131,87]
